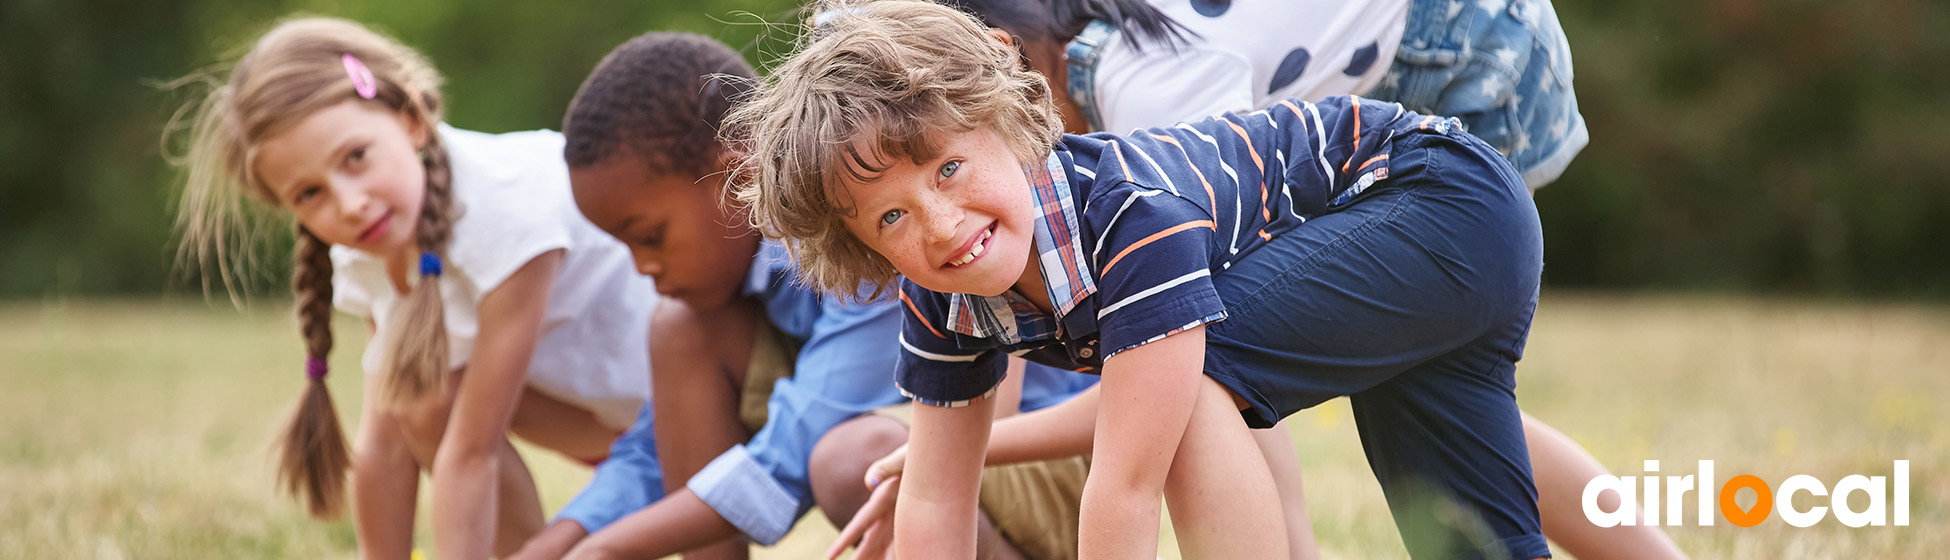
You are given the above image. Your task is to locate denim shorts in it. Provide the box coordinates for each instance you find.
[1365,0,1587,189]
[1201,131,1548,559]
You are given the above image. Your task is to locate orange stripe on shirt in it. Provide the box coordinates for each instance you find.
[1279,99,1306,120]
[899,290,948,339]
[1150,133,1218,212]
[1102,220,1216,276]
[1224,119,1272,224]
[1358,153,1390,171]
[1341,97,1363,173]
[1111,140,1134,180]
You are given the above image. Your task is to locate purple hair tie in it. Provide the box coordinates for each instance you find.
[341,53,378,100]
[419,252,443,277]
[305,357,329,381]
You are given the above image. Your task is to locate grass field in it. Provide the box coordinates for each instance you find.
[1,294,1943,559]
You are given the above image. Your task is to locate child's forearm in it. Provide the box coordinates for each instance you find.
[1078,328,1210,558]
[894,398,995,558]
[564,490,741,559]
[431,441,504,559]
[352,393,419,560]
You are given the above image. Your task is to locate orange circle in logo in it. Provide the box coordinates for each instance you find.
[1720,474,1773,527]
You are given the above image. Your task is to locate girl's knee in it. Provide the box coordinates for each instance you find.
[395,389,456,456]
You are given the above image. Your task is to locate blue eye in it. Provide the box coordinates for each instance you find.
[939,161,959,179]
[879,209,904,226]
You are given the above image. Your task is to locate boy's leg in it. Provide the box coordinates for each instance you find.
[1252,421,1323,560]
[811,409,1049,560]
[1524,413,1689,559]
[649,296,759,560]
[1347,299,1547,560]
[1201,132,1548,558]
[1158,377,1290,559]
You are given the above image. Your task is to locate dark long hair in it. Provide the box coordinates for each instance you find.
[939,0,1190,51]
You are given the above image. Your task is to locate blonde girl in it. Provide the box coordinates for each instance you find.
[171,17,656,558]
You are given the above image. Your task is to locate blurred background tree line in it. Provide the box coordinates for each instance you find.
[0,0,1945,299]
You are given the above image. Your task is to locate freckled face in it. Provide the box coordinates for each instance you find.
[254,100,428,256]
[571,152,759,311]
[838,126,1039,297]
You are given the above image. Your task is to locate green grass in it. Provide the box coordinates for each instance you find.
[1,295,1944,559]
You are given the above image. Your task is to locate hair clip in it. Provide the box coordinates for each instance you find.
[305,356,329,380]
[341,53,378,100]
[419,252,443,277]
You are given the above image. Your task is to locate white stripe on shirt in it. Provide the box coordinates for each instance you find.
[1092,189,1167,268]
[900,333,983,362]
[1098,268,1213,319]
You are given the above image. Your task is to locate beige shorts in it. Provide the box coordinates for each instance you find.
[737,312,800,435]
[873,403,1089,560]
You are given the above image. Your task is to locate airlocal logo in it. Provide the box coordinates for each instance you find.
[1583,460,1910,527]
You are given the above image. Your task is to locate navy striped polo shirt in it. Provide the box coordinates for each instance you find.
[895,95,1465,406]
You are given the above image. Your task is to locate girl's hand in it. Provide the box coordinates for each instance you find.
[863,444,908,491]
[827,474,900,560]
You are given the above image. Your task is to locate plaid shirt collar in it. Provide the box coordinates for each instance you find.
[944,152,1098,344]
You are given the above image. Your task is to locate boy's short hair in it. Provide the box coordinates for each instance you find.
[727,0,1063,299]
[565,32,755,176]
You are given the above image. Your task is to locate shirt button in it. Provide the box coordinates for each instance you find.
[1078,347,1095,358]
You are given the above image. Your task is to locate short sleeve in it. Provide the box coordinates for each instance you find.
[1095,41,1256,134]
[444,174,575,301]
[434,126,578,301]
[893,280,1007,407]
[1084,184,1228,358]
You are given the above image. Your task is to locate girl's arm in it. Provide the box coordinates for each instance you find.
[354,319,421,560]
[432,249,563,559]
[1078,325,1209,559]
[893,394,995,559]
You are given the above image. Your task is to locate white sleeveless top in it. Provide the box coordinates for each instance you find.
[331,125,654,430]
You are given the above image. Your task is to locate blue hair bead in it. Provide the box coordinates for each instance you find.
[419,252,443,277]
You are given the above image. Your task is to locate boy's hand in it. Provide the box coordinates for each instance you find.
[828,474,901,560]
[863,444,908,491]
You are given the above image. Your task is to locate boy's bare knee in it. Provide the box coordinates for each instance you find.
[649,298,711,356]
[808,415,907,524]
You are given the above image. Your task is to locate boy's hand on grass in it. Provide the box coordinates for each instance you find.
[828,474,900,560]
[863,444,908,490]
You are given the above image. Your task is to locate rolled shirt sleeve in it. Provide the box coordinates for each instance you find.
[686,294,906,544]
[554,405,664,533]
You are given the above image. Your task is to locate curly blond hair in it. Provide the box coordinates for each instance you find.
[725,0,1062,299]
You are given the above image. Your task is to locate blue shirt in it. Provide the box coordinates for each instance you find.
[560,241,1102,542]
[895,95,1460,406]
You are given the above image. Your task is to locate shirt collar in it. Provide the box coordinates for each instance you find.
[944,152,1096,342]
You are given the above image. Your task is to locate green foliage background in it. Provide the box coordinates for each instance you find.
[1,0,1945,298]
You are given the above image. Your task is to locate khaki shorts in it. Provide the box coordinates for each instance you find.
[738,311,800,435]
[874,403,1089,560]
